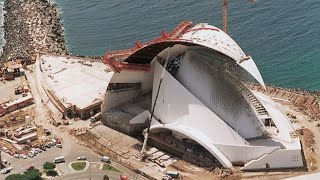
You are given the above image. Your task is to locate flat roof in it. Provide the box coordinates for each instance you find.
[40,55,114,110]
[5,94,33,107]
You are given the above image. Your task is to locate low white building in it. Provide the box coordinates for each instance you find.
[99,22,304,170]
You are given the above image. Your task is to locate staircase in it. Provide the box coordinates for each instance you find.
[223,71,270,120]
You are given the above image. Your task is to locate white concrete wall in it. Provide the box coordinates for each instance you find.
[150,124,233,168]
[102,89,141,112]
[253,91,295,142]
[152,60,247,145]
[215,144,280,163]
[174,51,263,139]
[242,149,304,170]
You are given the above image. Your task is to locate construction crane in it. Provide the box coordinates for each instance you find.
[222,0,256,34]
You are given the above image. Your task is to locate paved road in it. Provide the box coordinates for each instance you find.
[56,169,122,180]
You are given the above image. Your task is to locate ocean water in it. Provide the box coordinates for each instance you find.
[1,0,320,90]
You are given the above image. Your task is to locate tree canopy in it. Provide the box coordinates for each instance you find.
[43,162,56,170]
[24,169,42,180]
[5,174,28,180]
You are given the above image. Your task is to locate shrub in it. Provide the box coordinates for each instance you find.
[46,169,58,177]
[43,162,56,170]
[5,174,28,180]
[24,169,42,180]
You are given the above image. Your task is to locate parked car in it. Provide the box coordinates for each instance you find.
[101,156,110,163]
[20,154,27,159]
[26,165,34,170]
[28,153,34,158]
[29,150,36,155]
[1,169,11,174]
[1,167,13,174]
[14,154,20,158]
[56,144,62,148]
[45,144,51,148]
[32,149,39,154]
[1,158,7,164]
[40,146,46,151]
[77,156,87,160]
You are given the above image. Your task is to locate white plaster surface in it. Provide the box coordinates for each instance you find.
[40,55,113,110]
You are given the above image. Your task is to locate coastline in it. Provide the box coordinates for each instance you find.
[0,0,67,63]
[0,1,318,94]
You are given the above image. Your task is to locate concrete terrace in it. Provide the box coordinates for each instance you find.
[39,55,114,117]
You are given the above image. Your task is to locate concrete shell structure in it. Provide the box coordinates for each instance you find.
[102,22,304,170]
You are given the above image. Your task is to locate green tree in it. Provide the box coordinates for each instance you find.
[5,174,28,180]
[43,162,56,170]
[24,169,42,180]
[46,169,58,177]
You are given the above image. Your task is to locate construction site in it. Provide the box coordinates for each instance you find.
[0,19,320,179]
[0,60,63,165]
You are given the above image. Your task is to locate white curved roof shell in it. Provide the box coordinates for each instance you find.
[142,23,303,170]
[180,23,266,88]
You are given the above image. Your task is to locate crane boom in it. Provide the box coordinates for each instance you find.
[223,0,228,33]
[222,0,255,34]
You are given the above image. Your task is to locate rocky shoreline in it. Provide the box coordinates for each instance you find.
[0,0,67,63]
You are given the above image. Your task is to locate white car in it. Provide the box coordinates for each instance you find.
[1,167,13,174]
[29,151,35,155]
[28,153,34,158]
[1,169,11,174]
[77,156,87,160]
[1,158,7,164]
[20,154,27,159]
[101,156,110,163]
[32,150,38,154]
[14,154,20,158]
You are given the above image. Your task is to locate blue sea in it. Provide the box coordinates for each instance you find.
[1,0,320,90]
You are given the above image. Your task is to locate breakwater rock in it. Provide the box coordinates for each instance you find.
[0,0,67,63]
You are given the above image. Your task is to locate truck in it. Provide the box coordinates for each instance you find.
[166,171,180,179]
[90,112,101,122]
[14,86,24,95]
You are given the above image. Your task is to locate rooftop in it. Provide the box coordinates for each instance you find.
[40,55,114,110]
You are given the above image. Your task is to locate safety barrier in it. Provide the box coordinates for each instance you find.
[103,21,194,73]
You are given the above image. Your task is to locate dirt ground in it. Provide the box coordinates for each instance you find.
[281,104,320,173]
[0,106,35,129]
[0,77,24,104]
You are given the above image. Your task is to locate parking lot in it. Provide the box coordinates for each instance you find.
[1,132,136,179]
[1,136,95,177]
[1,143,64,175]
